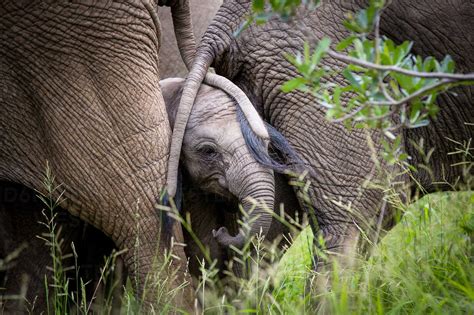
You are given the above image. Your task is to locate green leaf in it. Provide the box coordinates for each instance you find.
[399,41,413,59]
[312,37,331,65]
[365,4,378,29]
[333,86,343,106]
[409,119,430,128]
[422,56,436,72]
[356,9,369,30]
[336,35,356,51]
[353,39,366,60]
[441,55,455,73]
[303,42,311,64]
[281,77,307,92]
[343,69,362,92]
[409,99,423,123]
[252,0,265,12]
[343,19,363,34]
[393,73,413,92]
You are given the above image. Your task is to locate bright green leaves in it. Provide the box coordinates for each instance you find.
[295,38,330,77]
[342,0,385,34]
[343,4,379,34]
[380,40,413,66]
[275,0,474,165]
[281,77,307,93]
[264,0,321,21]
[338,37,455,132]
[283,38,331,93]
[252,0,265,11]
[311,37,331,64]
[336,35,357,52]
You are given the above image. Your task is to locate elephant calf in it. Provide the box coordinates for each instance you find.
[161,78,302,277]
[162,78,277,246]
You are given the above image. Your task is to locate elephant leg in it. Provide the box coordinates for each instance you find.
[73,223,124,313]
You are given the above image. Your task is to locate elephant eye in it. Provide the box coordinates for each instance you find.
[196,143,219,158]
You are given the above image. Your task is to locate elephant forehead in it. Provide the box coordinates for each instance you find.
[184,121,244,152]
[188,90,238,127]
[187,120,242,138]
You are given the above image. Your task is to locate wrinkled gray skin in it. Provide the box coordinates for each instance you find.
[161,78,275,249]
[185,0,474,266]
[158,0,222,78]
[0,1,194,311]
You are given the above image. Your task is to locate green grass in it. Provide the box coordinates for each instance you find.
[180,191,472,314]
[274,191,474,314]
[2,185,472,314]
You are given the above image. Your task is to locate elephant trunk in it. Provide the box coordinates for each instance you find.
[213,146,275,249]
[169,0,196,69]
[166,1,269,199]
[167,53,269,198]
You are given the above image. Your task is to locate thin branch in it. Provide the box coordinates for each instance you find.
[381,82,396,102]
[328,50,474,81]
[330,79,454,124]
[374,14,381,64]
[369,78,455,106]
[386,122,405,131]
[374,199,387,244]
[331,104,367,122]
[353,107,397,122]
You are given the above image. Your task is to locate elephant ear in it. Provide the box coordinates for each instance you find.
[160,78,185,129]
[167,1,269,198]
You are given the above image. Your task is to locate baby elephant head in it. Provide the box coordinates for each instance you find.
[161,78,275,249]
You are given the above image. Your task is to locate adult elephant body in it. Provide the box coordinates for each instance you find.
[175,0,473,265]
[0,1,193,311]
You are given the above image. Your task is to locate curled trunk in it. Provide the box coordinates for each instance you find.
[213,145,275,248]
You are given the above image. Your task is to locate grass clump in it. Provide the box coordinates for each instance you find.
[185,191,472,314]
[185,192,472,314]
[357,192,474,314]
[274,191,473,315]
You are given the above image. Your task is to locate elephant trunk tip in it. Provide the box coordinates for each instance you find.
[212,226,246,249]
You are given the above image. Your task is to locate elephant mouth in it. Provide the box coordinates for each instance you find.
[204,193,240,213]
